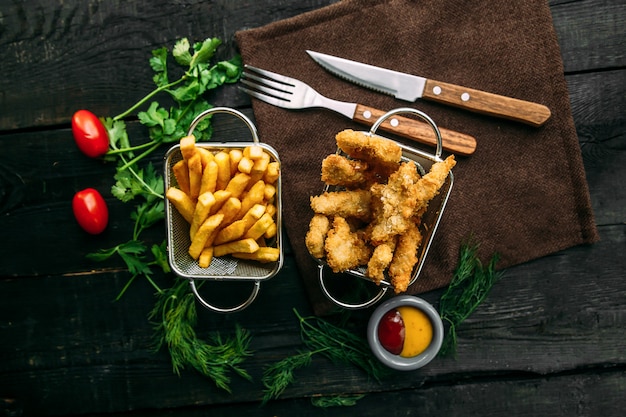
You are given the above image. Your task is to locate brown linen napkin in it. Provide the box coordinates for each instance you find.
[235,0,599,315]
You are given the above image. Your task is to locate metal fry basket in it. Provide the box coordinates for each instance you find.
[164,107,283,313]
[316,108,454,309]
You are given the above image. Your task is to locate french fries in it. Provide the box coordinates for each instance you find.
[165,134,280,268]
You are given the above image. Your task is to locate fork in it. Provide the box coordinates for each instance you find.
[239,65,476,156]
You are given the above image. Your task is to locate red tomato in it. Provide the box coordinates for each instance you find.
[377,309,405,355]
[71,110,109,158]
[72,188,109,235]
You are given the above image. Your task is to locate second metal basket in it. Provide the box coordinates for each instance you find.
[315,108,454,309]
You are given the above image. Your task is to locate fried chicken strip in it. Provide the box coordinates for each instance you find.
[414,155,456,216]
[335,129,402,176]
[388,222,422,293]
[324,216,372,273]
[305,214,331,259]
[367,161,421,245]
[321,154,371,188]
[366,238,397,284]
[310,189,372,221]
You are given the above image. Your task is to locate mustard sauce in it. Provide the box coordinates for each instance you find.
[396,306,433,357]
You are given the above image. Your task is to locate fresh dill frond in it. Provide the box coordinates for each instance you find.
[260,309,389,405]
[261,350,318,405]
[439,240,503,357]
[149,278,253,392]
[295,309,389,382]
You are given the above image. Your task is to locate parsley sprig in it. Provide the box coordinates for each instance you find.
[86,37,246,391]
[88,37,241,299]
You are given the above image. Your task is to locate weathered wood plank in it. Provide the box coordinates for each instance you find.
[1,223,624,415]
[0,0,338,130]
[0,0,621,131]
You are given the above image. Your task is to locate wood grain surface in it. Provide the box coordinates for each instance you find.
[1,0,624,416]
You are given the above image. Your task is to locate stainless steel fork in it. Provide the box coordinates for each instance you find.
[239,65,476,156]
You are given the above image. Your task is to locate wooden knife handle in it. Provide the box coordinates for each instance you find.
[422,79,551,127]
[353,104,476,156]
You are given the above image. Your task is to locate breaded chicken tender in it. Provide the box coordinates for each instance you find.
[367,161,421,245]
[310,189,372,221]
[414,155,456,216]
[388,222,422,293]
[321,154,371,188]
[366,238,397,284]
[305,214,331,259]
[324,217,372,273]
[336,129,402,175]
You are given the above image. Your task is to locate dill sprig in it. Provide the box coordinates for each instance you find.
[261,309,389,404]
[149,278,253,392]
[439,240,503,357]
[295,309,387,381]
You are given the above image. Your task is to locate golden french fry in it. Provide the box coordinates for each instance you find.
[213,219,247,245]
[244,213,274,240]
[196,147,214,168]
[213,238,259,257]
[166,187,195,223]
[244,145,265,160]
[263,161,280,184]
[241,204,266,230]
[237,180,265,219]
[214,151,231,191]
[172,160,190,196]
[200,160,218,195]
[209,190,232,215]
[237,156,254,174]
[225,172,251,199]
[188,152,202,200]
[198,247,214,268]
[232,247,280,263]
[249,152,270,184]
[189,213,224,259]
[215,197,241,226]
[190,192,216,240]
[264,203,276,219]
[264,221,277,239]
[229,149,243,175]
[180,135,196,160]
[263,183,276,201]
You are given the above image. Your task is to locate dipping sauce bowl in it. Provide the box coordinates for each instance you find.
[367,295,444,370]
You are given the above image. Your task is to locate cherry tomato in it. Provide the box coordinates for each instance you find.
[72,188,109,235]
[377,309,405,355]
[71,110,109,158]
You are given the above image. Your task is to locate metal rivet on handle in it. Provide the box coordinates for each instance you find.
[390,118,399,127]
[363,110,372,119]
[461,92,470,102]
[433,86,442,95]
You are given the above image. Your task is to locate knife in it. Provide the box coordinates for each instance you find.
[307,50,551,127]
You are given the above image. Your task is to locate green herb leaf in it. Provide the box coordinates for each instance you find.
[438,240,503,357]
[149,279,253,392]
[172,38,192,66]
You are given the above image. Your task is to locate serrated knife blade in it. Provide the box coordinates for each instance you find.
[307,50,551,127]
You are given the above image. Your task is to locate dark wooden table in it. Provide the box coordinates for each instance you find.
[1,1,624,416]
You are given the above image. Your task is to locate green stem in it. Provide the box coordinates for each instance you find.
[113,78,186,121]
[107,141,156,155]
[118,154,164,200]
[118,142,162,172]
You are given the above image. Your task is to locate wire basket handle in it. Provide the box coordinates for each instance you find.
[187,106,260,144]
[318,265,389,310]
[369,107,443,158]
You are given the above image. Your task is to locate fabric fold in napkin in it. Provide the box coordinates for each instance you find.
[235,0,599,315]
